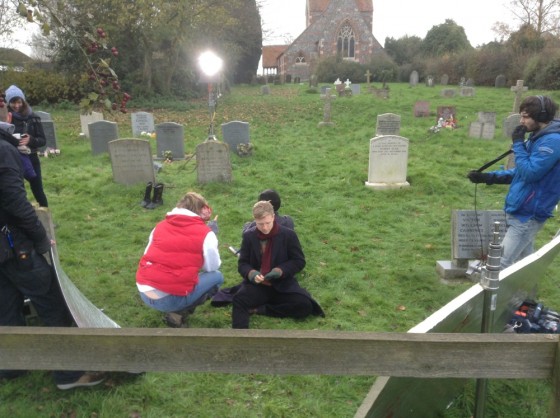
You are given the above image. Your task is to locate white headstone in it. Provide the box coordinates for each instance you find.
[80,111,103,138]
[365,135,410,190]
[131,112,155,137]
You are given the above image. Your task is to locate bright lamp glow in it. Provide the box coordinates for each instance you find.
[198,51,223,77]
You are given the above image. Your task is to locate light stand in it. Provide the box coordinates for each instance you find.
[198,51,223,141]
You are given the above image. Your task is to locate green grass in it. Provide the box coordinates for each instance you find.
[1,83,559,417]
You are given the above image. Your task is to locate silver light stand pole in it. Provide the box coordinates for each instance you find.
[474,221,502,418]
[207,82,217,141]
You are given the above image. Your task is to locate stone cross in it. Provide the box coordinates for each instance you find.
[511,80,528,112]
[318,88,336,127]
[334,78,342,86]
[344,79,352,89]
[364,70,372,84]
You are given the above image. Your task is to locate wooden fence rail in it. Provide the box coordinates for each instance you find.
[1,328,559,417]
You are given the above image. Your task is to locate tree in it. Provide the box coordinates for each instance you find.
[495,0,560,38]
[421,19,472,56]
[384,35,423,65]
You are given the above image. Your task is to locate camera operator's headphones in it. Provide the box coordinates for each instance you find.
[536,95,550,122]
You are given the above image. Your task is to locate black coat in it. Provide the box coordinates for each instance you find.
[0,131,49,253]
[11,112,46,152]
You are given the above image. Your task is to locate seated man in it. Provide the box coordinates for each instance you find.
[229,189,294,256]
[136,192,224,327]
[231,200,323,329]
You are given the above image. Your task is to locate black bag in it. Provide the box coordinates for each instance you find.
[507,300,560,334]
[0,225,35,269]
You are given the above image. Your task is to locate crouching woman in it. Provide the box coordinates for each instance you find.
[136,192,224,327]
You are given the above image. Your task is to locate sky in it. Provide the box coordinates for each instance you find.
[260,0,514,48]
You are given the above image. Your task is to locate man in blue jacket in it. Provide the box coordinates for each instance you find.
[468,95,560,268]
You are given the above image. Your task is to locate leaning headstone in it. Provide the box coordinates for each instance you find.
[511,80,528,112]
[460,87,475,97]
[441,74,449,86]
[196,139,232,184]
[503,113,521,138]
[89,120,119,155]
[441,88,456,98]
[414,101,430,117]
[221,121,250,155]
[469,112,496,139]
[375,113,401,136]
[436,210,506,280]
[131,111,155,137]
[318,88,336,127]
[40,120,58,151]
[365,135,410,190]
[155,122,184,160]
[108,139,156,186]
[409,70,419,87]
[495,74,506,88]
[80,111,103,138]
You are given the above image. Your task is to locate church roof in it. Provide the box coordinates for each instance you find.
[307,0,372,12]
[262,45,288,68]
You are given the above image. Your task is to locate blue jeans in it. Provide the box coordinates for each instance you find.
[140,271,224,313]
[500,214,545,269]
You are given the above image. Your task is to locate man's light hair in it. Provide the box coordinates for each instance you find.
[176,192,208,215]
[253,200,274,219]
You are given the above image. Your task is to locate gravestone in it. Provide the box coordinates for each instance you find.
[196,139,232,184]
[414,101,430,117]
[425,76,434,87]
[469,112,496,139]
[320,85,329,94]
[437,106,456,121]
[503,113,521,138]
[441,89,456,98]
[364,69,372,84]
[108,139,156,186]
[350,84,361,95]
[441,74,449,85]
[131,111,155,137]
[375,113,401,136]
[80,111,103,138]
[318,88,336,127]
[436,210,506,280]
[365,135,410,190]
[89,120,119,155]
[261,85,270,95]
[465,78,474,87]
[495,74,506,88]
[511,80,528,112]
[221,121,250,155]
[409,70,419,87]
[36,111,58,151]
[155,122,184,160]
[460,87,475,97]
[309,74,318,88]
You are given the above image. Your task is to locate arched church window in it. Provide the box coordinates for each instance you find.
[337,22,355,58]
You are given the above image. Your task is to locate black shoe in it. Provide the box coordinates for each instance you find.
[0,370,27,380]
[146,183,164,210]
[140,182,153,207]
[164,312,189,328]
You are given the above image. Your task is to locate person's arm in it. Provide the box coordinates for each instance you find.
[513,135,560,182]
[202,231,221,272]
[274,230,306,278]
[26,116,47,149]
[238,231,257,280]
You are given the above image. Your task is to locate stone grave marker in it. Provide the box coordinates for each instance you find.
[320,85,329,94]
[436,210,506,279]
[36,111,58,151]
[155,122,184,160]
[108,139,156,186]
[364,69,372,84]
[131,111,155,137]
[196,139,232,184]
[89,120,119,155]
[495,74,506,88]
[465,78,474,87]
[503,113,521,138]
[375,113,401,136]
[221,121,250,155]
[441,74,449,85]
[309,74,318,88]
[469,112,496,139]
[414,101,430,117]
[441,88,456,98]
[80,111,103,138]
[350,84,361,95]
[511,80,528,112]
[409,70,419,87]
[426,76,434,87]
[318,88,336,127]
[460,87,475,97]
[437,106,456,121]
[365,135,410,190]
[261,85,270,95]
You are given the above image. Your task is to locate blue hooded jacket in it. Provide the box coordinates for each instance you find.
[488,120,560,222]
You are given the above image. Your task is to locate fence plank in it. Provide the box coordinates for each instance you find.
[550,341,560,418]
[0,327,557,378]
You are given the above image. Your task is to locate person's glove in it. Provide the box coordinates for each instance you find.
[264,268,282,280]
[512,125,527,143]
[248,270,260,283]
[467,170,492,184]
[207,220,218,235]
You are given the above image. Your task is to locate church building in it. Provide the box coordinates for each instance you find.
[262,0,384,81]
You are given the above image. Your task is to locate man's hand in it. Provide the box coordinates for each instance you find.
[467,170,492,184]
[512,125,527,143]
[264,268,282,280]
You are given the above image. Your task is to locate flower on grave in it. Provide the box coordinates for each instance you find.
[163,150,173,163]
[140,131,156,139]
[237,142,253,157]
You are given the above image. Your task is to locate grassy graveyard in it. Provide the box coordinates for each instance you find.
[1,82,559,417]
